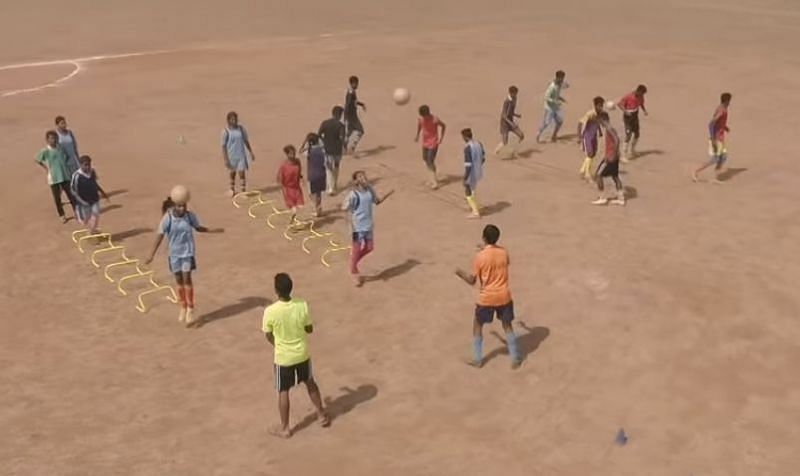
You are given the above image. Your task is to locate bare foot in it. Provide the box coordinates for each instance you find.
[466,212,481,219]
[465,359,483,369]
[692,172,700,182]
[318,412,331,428]
[268,426,292,439]
[511,360,522,370]
[351,274,364,287]
[711,178,724,185]
[430,182,439,190]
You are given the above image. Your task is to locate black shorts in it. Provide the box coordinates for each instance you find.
[309,178,326,195]
[596,159,620,177]
[422,147,438,168]
[274,359,313,392]
[623,113,640,139]
[475,301,515,324]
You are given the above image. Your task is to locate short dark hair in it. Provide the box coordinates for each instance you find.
[349,75,359,85]
[332,105,344,117]
[274,273,293,298]
[555,70,566,78]
[721,92,732,103]
[54,115,66,125]
[636,84,647,94]
[226,111,238,122]
[352,170,365,181]
[597,111,610,122]
[283,144,296,154]
[593,96,605,107]
[45,130,58,141]
[306,132,320,145]
[508,86,518,94]
[461,128,473,139]
[418,105,430,116]
[483,224,500,245]
[79,155,92,164]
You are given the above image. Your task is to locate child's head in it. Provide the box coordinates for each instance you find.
[45,130,59,147]
[274,272,293,300]
[79,155,92,172]
[555,70,566,84]
[482,224,501,245]
[418,105,431,117]
[635,84,648,97]
[352,170,368,187]
[349,75,359,88]
[508,85,519,98]
[283,144,296,159]
[721,92,732,105]
[332,105,344,119]
[461,128,473,142]
[593,96,605,112]
[54,115,67,130]
[226,111,238,127]
[305,132,320,146]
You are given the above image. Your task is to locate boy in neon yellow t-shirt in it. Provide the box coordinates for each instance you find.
[262,273,330,438]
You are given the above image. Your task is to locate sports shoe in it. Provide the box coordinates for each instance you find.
[610,198,626,206]
[591,197,608,205]
[178,307,187,322]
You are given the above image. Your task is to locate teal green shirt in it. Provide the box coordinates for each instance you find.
[36,147,71,185]
[544,81,562,111]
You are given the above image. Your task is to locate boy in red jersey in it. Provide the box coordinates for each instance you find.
[693,93,732,184]
[617,85,648,161]
[591,112,625,206]
[414,105,447,189]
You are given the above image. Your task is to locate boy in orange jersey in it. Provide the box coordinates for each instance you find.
[455,224,521,369]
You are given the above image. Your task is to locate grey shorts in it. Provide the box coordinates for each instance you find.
[422,147,438,168]
[227,156,249,172]
[325,153,342,168]
[75,201,100,223]
[169,256,196,274]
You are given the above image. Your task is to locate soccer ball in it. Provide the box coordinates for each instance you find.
[393,88,411,106]
[605,100,617,111]
[170,185,190,204]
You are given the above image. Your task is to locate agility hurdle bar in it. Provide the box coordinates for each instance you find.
[320,237,352,268]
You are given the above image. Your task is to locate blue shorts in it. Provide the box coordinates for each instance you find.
[352,230,374,244]
[169,256,196,274]
[475,301,515,324]
[541,108,564,128]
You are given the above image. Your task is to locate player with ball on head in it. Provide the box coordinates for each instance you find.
[145,185,223,326]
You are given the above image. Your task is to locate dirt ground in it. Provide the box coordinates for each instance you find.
[2,0,800,475]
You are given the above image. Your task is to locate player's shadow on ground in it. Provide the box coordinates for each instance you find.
[555,133,578,143]
[630,149,664,161]
[624,186,638,200]
[192,296,271,328]
[485,322,550,365]
[364,259,421,283]
[105,189,129,198]
[293,384,379,434]
[111,227,153,242]
[356,145,396,158]
[438,174,463,187]
[101,204,124,214]
[515,148,540,159]
[718,167,747,182]
[482,201,511,216]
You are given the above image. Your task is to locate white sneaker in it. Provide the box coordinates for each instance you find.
[591,197,608,205]
[610,198,626,206]
[178,307,187,322]
[184,308,195,327]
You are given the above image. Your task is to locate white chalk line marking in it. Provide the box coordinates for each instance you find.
[0,49,182,98]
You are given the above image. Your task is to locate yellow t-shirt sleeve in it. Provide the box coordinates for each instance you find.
[262,308,273,333]
[302,302,311,327]
[579,110,595,126]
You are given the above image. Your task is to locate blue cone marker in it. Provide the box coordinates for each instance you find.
[615,428,628,446]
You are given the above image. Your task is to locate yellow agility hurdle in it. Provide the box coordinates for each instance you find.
[283,216,316,241]
[266,204,294,229]
[135,276,178,313]
[301,221,334,253]
[117,266,155,296]
[104,256,140,282]
[77,232,111,253]
[232,190,263,209]
[248,196,277,218]
[320,237,352,268]
[90,241,125,268]
[72,229,90,243]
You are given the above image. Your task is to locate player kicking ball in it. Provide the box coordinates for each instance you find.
[591,112,626,206]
